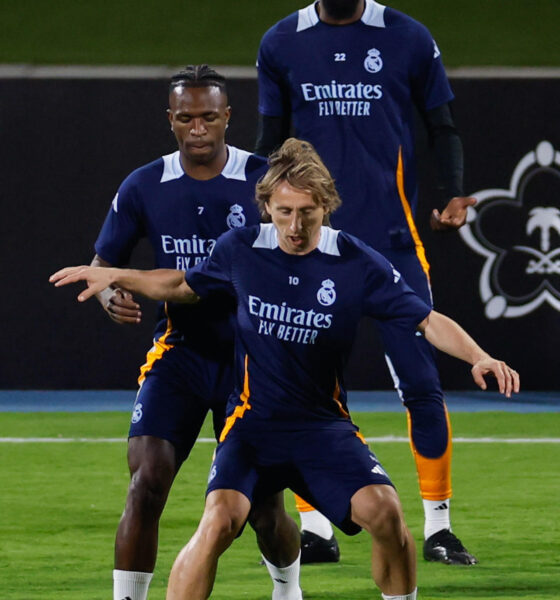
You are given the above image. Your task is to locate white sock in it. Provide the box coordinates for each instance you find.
[262,552,303,600]
[299,510,334,539]
[113,569,153,600]
[381,588,417,600]
[423,498,451,539]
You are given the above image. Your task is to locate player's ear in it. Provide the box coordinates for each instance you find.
[225,106,232,128]
[167,109,174,131]
[264,201,272,216]
[322,204,331,225]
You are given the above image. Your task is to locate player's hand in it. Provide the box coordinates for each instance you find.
[471,357,520,398]
[430,196,477,231]
[103,288,142,324]
[50,265,118,303]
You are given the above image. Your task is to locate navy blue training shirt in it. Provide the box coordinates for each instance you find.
[186,224,431,431]
[95,146,266,358]
[257,0,454,251]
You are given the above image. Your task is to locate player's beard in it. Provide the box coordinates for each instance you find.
[321,0,363,20]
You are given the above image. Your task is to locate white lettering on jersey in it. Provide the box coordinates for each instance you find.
[176,255,205,271]
[318,100,371,117]
[248,295,333,346]
[161,234,216,271]
[161,234,216,255]
[301,80,383,101]
[248,295,333,329]
[258,320,277,336]
[301,80,382,118]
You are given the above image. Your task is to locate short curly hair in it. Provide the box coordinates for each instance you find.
[255,138,342,223]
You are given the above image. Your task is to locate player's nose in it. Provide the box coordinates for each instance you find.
[190,118,207,136]
[289,214,302,231]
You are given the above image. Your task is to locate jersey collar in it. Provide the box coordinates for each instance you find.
[297,0,386,32]
[160,145,252,183]
[253,224,341,256]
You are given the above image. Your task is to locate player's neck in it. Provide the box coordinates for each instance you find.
[317,0,365,25]
[180,144,229,181]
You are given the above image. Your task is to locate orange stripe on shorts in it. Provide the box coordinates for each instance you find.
[137,303,174,386]
[219,354,252,442]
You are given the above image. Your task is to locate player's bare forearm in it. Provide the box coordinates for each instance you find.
[418,311,487,364]
[418,311,520,396]
[50,266,198,304]
[114,269,197,303]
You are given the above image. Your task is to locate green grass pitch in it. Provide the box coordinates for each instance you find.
[1,411,559,599]
[2,1,559,67]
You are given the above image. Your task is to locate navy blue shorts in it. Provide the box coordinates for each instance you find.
[206,424,393,535]
[129,344,233,463]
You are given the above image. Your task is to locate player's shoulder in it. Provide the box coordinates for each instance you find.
[384,4,434,41]
[223,146,269,182]
[261,9,300,44]
[337,231,391,268]
[119,152,179,191]
[217,223,261,250]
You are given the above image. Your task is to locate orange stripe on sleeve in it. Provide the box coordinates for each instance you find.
[219,354,252,442]
[395,146,431,278]
[137,303,174,386]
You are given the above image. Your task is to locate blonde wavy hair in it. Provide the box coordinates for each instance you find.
[255,138,342,223]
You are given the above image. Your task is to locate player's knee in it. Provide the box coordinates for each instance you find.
[405,398,449,458]
[248,504,282,535]
[126,468,173,518]
[357,492,406,545]
[248,492,291,537]
[202,505,245,548]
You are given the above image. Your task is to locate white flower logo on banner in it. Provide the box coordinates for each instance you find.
[460,141,560,319]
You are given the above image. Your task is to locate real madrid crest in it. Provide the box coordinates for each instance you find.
[364,48,383,74]
[131,402,143,424]
[227,204,246,229]
[317,279,336,306]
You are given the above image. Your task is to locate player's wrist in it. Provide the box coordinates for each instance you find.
[469,350,491,366]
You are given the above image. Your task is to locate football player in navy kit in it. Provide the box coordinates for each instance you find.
[51,139,520,600]
[255,0,479,565]
[90,66,302,600]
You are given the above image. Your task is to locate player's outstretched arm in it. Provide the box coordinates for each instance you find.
[417,310,520,397]
[50,266,199,304]
[90,254,143,324]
